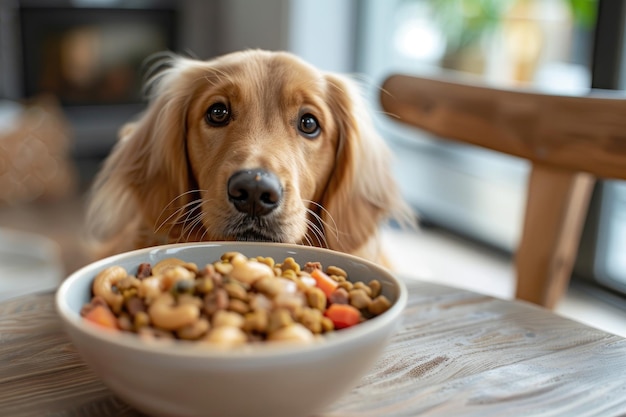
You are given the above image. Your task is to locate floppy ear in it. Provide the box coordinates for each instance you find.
[86,57,200,255]
[319,74,414,258]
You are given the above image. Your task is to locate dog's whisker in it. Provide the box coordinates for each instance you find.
[198,222,212,242]
[300,234,314,248]
[155,199,202,238]
[304,200,339,242]
[301,229,319,249]
[181,210,207,243]
[302,206,331,248]
[176,198,214,243]
[304,217,328,248]
[154,204,189,236]
[154,192,209,242]
[176,204,201,241]
[300,228,313,247]
[154,190,206,232]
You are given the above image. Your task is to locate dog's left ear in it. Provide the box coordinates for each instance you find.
[319,74,414,259]
[85,56,201,255]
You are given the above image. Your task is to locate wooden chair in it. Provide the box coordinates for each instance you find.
[380,73,626,309]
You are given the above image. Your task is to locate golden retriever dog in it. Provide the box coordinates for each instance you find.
[86,50,413,263]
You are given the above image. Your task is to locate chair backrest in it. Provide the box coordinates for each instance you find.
[380,74,626,308]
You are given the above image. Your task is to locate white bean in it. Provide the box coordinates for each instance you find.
[229,254,274,285]
[212,310,244,328]
[152,258,198,276]
[148,293,199,330]
[205,326,247,347]
[268,323,315,343]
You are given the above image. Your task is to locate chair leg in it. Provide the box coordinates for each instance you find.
[515,164,595,309]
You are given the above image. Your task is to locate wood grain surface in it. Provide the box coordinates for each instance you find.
[1,280,625,417]
[380,74,626,179]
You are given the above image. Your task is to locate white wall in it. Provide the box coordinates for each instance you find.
[219,0,290,53]
[287,0,357,73]
[219,0,357,72]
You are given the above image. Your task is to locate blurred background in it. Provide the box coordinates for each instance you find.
[0,0,623,332]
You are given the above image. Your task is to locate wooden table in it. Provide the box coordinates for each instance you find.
[2,279,626,417]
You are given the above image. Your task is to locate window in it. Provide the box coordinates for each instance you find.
[357,0,597,251]
[355,0,626,302]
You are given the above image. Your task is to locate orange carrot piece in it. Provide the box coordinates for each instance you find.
[324,303,361,329]
[310,268,339,298]
[84,304,119,330]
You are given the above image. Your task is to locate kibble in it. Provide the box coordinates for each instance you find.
[81,252,395,346]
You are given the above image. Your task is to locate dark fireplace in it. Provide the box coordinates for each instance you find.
[0,0,220,185]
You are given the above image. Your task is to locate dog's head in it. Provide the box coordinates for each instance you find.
[87,50,412,260]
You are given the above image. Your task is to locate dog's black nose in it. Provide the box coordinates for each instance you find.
[227,169,282,216]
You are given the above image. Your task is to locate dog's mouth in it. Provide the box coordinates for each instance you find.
[224,215,288,243]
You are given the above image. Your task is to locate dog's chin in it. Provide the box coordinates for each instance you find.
[233,231,283,242]
[222,216,292,244]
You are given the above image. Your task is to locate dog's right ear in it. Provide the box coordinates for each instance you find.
[316,74,415,261]
[85,55,203,256]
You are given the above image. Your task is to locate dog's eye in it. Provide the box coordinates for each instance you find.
[298,113,321,138]
[206,103,230,126]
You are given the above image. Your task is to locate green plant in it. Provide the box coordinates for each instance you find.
[429,0,514,53]
[566,0,597,29]
[429,0,598,54]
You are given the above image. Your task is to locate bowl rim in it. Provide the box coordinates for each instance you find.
[56,242,408,359]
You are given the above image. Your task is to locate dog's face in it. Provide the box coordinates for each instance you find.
[87,50,411,261]
[183,52,338,244]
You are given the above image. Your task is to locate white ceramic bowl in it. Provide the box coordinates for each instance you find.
[56,242,407,417]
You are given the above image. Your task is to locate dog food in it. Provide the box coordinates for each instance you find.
[80,252,392,346]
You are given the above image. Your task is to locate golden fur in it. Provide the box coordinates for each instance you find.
[86,50,413,263]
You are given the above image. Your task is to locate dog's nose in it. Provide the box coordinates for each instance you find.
[227,169,282,216]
